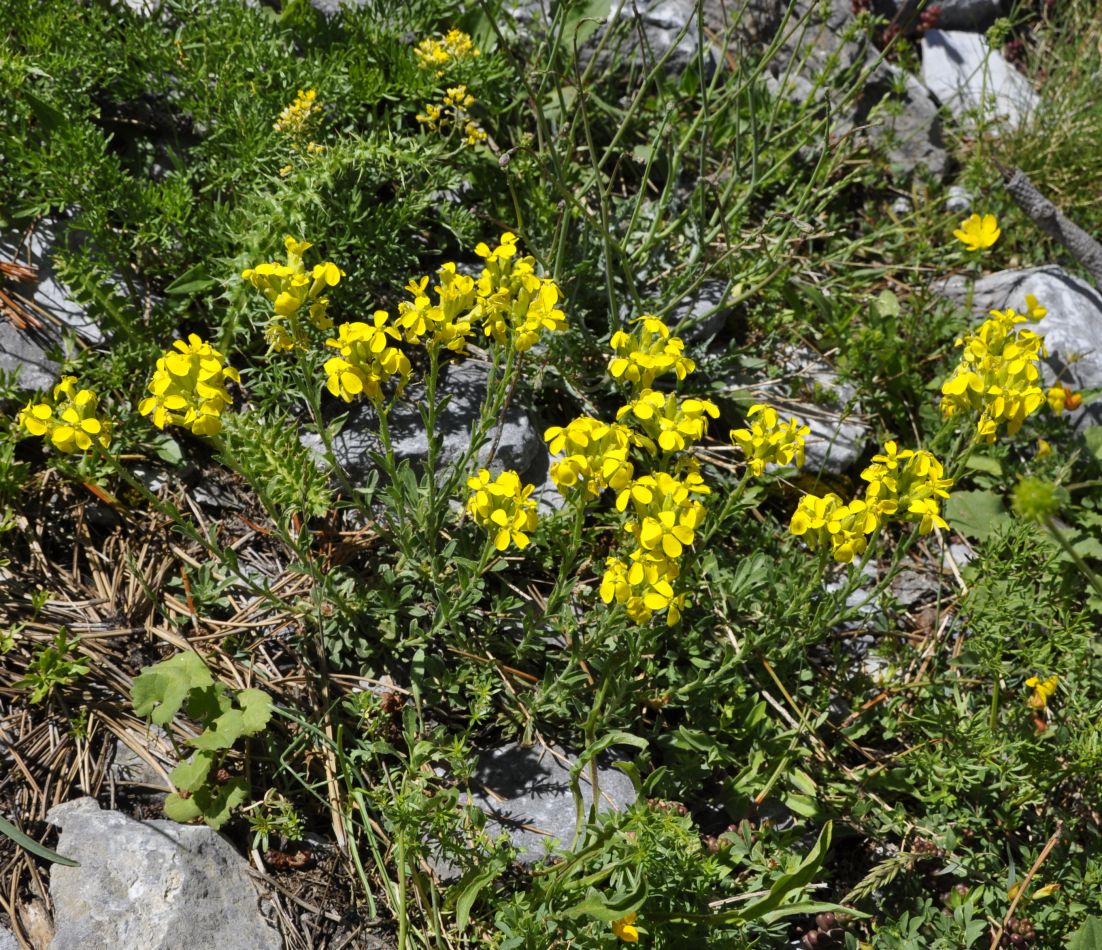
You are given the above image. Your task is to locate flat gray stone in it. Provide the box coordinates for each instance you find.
[47,798,281,950]
[921,29,1038,131]
[0,927,15,950]
[864,68,949,180]
[0,219,104,391]
[310,358,543,482]
[669,278,731,343]
[936,266,1102,428]
[466,743,636,865]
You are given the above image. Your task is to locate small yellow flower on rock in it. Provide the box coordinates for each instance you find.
[139,334,240,437]
[730,404,809,475]
[18,376,112,454]
[1025,674,1058,709]
[612,912,640,942]
[466,469,538,551]
[953,213,1000,251]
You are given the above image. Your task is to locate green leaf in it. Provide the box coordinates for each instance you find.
[163,792,203,824]
[190,709,245,751]
[164,262,216,296]
[760,901,867,925]
[132,652,213,726]
[1083,427,1102,463]
[874,290,901,318]
[565,876,648,922]
[737,822,833,923]
[965,454,1003,477]
[1068,916,1102,950]
[943,489,1009,542]
[170,752,214,792]
[23,89,68,132]
[451,866,499,931]
[0,814,78,866]
[192,778,249,830]
[237,688,273,735]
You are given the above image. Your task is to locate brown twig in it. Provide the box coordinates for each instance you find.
[987,822,1063,950]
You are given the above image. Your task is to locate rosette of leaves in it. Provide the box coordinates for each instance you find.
[132,652,272,829]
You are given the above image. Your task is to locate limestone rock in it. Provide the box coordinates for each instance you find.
[936,266,1102,429]
[0,927,15,950]
[313,358,543,482]
[921,29,1038,131]
[669,278,732,343]
[862,67,949,180]
[47,797,281,950]
[465,743,637,865]
[585,0,721,79]
[0,219,105,392]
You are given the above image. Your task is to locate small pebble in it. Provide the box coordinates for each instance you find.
[946,185,973,215]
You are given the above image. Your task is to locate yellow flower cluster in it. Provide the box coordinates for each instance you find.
[416,85,486,146]
[414,29,480,76]
[940,304,1047,443]
[241,236,344,351]
[1046,384,1082,414]
[18,376,111,454]
[466,469,538,551]
[729,403,809,475]
[609,316,695,390]
[601,468,709,625]
[397,267,476,352]
[324,312,412,403]
[274,89,323,153]
[139,334,240,437]
[473,233,567,351]
[544,417,634,501]
[616,390,719,455]
[790,441,953,563]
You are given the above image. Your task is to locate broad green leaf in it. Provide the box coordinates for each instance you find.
[1083,427,1102,463]
[1068,916,1102,950]
[190,709,245,751]
[163,792,203,824]
[132,652,213,726]
[0,814,78,866]
[965,454,1003,477]
[237,688,273,734]
[170,752,214,792]
[192,778,249,830]
[760,901,867,925]
[874,290,901,318]
[943,489,1009,542]
[452,866,499,931]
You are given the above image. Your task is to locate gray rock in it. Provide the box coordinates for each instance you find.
[586,0,721,79]
[466,743,637,864]
[767,345,873,474]
[47,798,281,950]
[313,358,542,482]
[758,0,948,179]
[0,219,105,392]
[921,29,1038,131]
[0,927,15,950]
[863,68,949,180]
[946,184,973,214]
[892,196,913,216]
[936,266,1102,428]
[669,278,732,343]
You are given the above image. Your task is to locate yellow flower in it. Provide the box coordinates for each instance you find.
[612,912,640,942]
[730,404,809,475]
[544,417,634,501]
[617,390,719,454]
[274,89,322,146]
[1025,674,1058,709]
[1046,384,1082,414]
[139,334,240,437]
[466,469,538,551]
[861,442,953,534]
[953,213,1000,251]
[323,313,411,403]
[608,316,695,391]
[17,376,112,454]
[414,29,479,76]
[396,264,475,352]
[241,236,344,350]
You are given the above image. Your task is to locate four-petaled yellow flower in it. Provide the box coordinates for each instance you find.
[730,404,809,475]
[545,417,634,501]
[617,390,719,454]
[612,912,640,942]
[609,316,695,391]
[953,213,1000,251]
[1025,674,1058,709]
[466,469,538,551]
[18,376,112,454]
[323,313,412,403]
[139,334,240,437]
